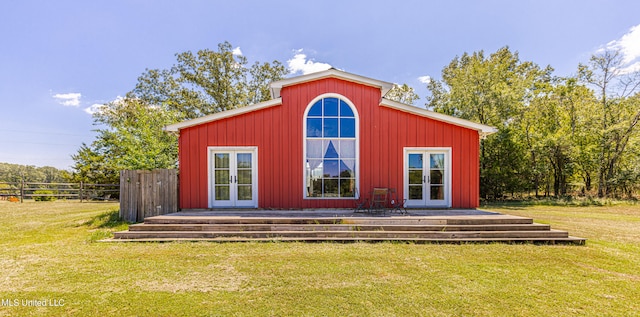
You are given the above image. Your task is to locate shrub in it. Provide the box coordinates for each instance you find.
[33,190,57,202]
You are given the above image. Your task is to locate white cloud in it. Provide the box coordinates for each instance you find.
[84,103,104,115]
[232,46,243,56]
[287,50,332,75]
[623,61,640,73]
[418,75,431,84]
[603,23,640,73]
[53,92,81,107]
[83,96,124,115]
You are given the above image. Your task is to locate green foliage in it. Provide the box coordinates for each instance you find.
[578,50,640,198]
[68,143,119,184]
[132,41,287,120]
[480,128,529,198]
[95,98,180,170]
[427,46,553,126]
[68,97,178,184]
[71,41,287,183]
[427,46,640,199]
[33,190,56,201]
[0,162,68,183]
[386,83,420,105]
[427,46,553,198]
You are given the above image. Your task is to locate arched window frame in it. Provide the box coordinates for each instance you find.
[303,93,359,199]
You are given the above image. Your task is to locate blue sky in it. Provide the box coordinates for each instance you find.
[1,0,639,169]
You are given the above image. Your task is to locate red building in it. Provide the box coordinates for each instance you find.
[165,69,496,210]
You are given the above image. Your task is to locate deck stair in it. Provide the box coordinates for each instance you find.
[112,211,585,244]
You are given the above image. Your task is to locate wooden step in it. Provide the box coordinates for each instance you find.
[127,223,551,232]
[142,215,533,225]
[111,212,585,244]
[143,216,342,225]
[106,236,586,245]
[114,229,569,240]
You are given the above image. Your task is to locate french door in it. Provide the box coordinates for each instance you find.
[404,148,451,208]
[209,147,258,208]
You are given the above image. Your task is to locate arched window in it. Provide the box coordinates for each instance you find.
[304,95,358,198]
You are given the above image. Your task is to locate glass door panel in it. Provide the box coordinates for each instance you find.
[214,153,231,202]
[429,154,445,202]
[408,153,424,201]
[236,153,253,201]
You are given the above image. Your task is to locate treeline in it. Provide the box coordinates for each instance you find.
[0,163,69,183]
[427,47,640,199]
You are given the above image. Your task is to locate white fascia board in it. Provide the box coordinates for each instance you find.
[379,98,498,136]
[163,98,282,132]
[270,69,394,99]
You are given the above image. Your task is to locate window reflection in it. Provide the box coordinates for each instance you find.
[324,98,339,116]
[305,96,357,198]
[307,118,322,137]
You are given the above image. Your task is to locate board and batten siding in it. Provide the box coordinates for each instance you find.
[177,77,480,209]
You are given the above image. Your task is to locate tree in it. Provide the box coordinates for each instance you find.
[426,46,552,198]
[578,50,640,197]
[520,78,596,197]
[427,47,552,127]
[131,41,287,120]
[386,83,420,105]
[71,42,288,183]
[70,98,180,184]
[0,163,67,183]
[558,79,600,194]
[69,143,119,184]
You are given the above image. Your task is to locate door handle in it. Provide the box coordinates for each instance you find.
[423,176,426,184]
[234,176,237,183]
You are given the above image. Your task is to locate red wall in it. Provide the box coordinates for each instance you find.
[178,77,480,209]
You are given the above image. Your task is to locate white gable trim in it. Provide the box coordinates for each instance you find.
[270,69,394,99]
[164,98,282,132]
[379,98,498,137]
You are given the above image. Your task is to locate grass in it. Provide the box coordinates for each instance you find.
[1,201,639,316]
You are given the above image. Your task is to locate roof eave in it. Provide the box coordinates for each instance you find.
[379,98,498,135]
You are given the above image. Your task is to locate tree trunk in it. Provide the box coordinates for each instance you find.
[585,172,591,192]
[597,167,607,198]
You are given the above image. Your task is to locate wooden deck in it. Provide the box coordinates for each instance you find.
[111,209,586,244]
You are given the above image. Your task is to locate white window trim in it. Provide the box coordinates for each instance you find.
[207,146,259,208]
[403,147,452,208]
[302,93,360,199]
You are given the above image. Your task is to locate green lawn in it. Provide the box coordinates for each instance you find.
[1,201,639,316]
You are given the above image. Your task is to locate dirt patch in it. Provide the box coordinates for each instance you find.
[0,255,45,292]
[133,263,248,293]
[576,262,640,282]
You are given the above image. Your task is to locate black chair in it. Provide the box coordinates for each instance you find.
[354,188,369,213]
[389,188,407,215]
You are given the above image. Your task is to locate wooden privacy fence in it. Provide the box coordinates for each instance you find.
[120,169,178,223]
